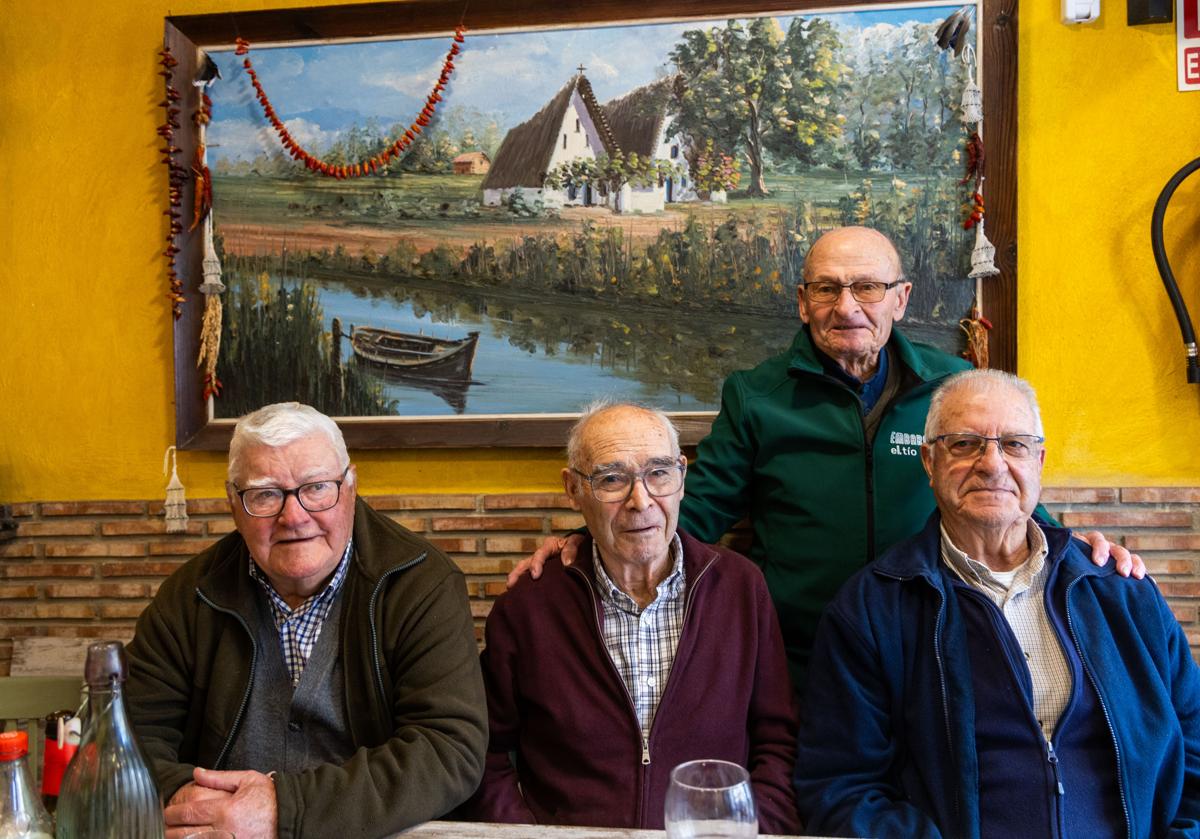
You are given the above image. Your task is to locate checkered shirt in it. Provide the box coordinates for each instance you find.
[941,522,1073,742]
[592,534,686,736]
[249,538,353,687]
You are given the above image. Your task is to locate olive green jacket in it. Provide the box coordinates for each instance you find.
[126,499,487,838]
[680,326,971,685]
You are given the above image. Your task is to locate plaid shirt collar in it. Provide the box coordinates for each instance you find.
[248,537,353,685]
[592,533,685,614]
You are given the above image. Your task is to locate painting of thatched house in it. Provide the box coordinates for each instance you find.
[452,151,491,174]
[482,72,699,212]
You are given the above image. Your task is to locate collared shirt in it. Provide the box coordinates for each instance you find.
[813,333,890,414]
[941,522,1073,742]
[249,538,353,687]
[592,535,686,736]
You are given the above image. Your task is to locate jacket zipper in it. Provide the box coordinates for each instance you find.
[929,585,962,833]
[196,589,258,770]
[568,553,718,819]
[368,553,427,711]
[1064,577,1132,839]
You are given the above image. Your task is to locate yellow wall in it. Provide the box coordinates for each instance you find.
[2,0,1198,502]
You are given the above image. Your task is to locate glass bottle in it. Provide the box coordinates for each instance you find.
[0,730,54,839]
[55,641,165,839]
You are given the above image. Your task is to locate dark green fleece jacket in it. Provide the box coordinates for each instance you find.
[680,326,971,685]
[126,498,487,838]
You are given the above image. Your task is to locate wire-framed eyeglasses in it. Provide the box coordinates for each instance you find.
[572,459,686,503]
[233,465,351,517]
[801,279,904,304]
[931,433,1045,461]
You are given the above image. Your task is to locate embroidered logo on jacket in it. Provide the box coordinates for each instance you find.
[888,430,924,457]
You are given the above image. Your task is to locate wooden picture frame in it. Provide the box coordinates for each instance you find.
[166,0,1016,450]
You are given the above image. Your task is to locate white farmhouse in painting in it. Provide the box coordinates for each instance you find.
[482,72,710,213]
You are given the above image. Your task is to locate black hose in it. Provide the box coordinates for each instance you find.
[1151,156,1200,384]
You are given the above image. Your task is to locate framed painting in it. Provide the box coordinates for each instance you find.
[166,0,1016,450]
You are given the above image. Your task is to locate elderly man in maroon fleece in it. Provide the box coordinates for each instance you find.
[467,402,799,833]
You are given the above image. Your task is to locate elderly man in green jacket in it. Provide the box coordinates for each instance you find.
[127,403,487,839]
[513,226,1141,686]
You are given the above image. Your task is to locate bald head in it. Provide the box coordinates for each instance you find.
[797,226,911,380]
[802,227,902,284]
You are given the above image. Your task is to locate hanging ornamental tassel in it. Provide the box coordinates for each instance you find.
[960,78,983,124]
[968,220,1000,279]
[162,446,189,533]
[960,303,993,369]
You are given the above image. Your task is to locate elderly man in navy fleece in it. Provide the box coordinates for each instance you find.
[795,370,1200,839]
[467,401,799,833]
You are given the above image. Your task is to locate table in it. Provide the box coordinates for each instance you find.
[402,821,827,838]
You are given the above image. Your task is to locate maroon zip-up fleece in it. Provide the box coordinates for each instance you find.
[466,529,801,833]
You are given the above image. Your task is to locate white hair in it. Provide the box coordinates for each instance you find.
[924,369,1044,440]
[227,402,351,484]
[566,399,680,472]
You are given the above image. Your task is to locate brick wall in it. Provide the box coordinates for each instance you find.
[1,488,1197,673]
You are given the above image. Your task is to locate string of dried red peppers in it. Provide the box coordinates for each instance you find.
[235,26,465,179]
[158,47,186,318]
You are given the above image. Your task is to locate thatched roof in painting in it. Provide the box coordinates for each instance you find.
[481,74,617,191]
[601,75,680,159]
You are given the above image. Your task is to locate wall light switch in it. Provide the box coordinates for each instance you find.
[1064,0,1101,22]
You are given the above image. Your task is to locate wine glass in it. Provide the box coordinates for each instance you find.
[664,759,757,838]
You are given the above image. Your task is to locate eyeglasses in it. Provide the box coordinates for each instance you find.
[801,280,904,304]
[932,434,1045,461]
[572,460,686,503]
[233,465,351,517]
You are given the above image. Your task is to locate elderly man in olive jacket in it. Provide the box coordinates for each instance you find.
[126,403,487,839]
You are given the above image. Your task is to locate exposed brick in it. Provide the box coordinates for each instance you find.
[207,519,238,536]
[1059,510,1193,529]
[100,520,205,536]
[8,504,36,517]
[45,543,146,558]
[1122,487,1200,503]
[549,514,586,531]
[0,585,37,598]
[148,539,217,557]
[453,558,517,575]
[388,516,427,532]
[1172,604,1199,625]
[100,561,185,577]
[0,544,37,558]
[1158,582,1200,598]
[1038,488,1119,504]
[0,603,97,620]
[367,495,477,511]
[43,625,135,640]
[18,521,96,537]
[1125,534,1200,552]
[0,563,93,579]
[428,538,478,554]
[432,516,543,532]
[99,602,150,620]
[483,581,508,597]
[187,499,232,515]
[1144,558,1197,576]
[44,583,153,599]
[40,501,147,517]
[483,493,570,510]
[484,537,541,554]
[469,600,493,619]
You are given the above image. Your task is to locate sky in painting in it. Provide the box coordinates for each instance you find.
[208,3,965,163]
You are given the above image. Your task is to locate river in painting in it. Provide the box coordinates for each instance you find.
[272,273,953,417]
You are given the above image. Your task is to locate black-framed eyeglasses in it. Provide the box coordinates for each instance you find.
[233,465,351,517]
[801,279,904,304]
[572,459,686,503]
[932,433,1045,461]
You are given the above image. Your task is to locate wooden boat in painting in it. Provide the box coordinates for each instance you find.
[350,326,480,381]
